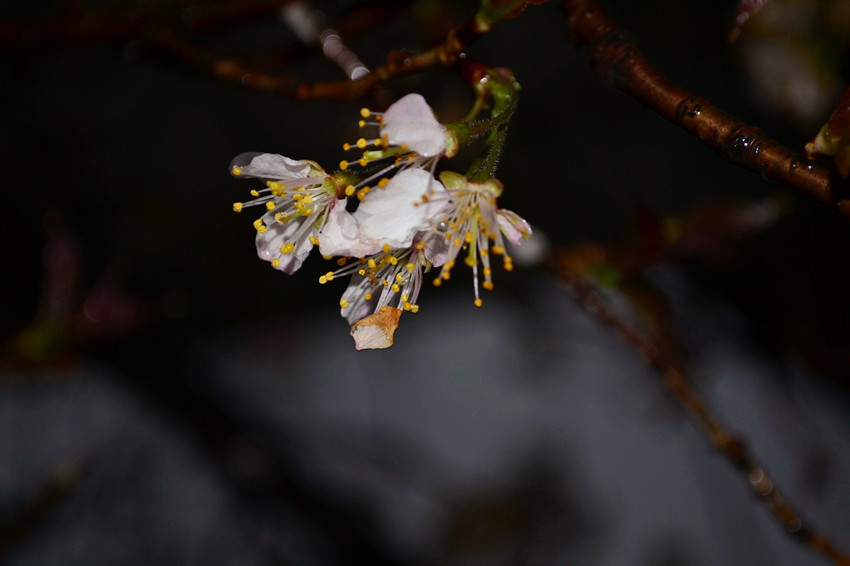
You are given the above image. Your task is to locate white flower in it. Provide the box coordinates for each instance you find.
[380,93,450,158]
[320,245,428,324]
[231,152,338,274]
[339,93,457,178]
[421,171,532,306]
[317,168,448,258]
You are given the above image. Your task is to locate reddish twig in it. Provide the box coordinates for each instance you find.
[560,0,850,222]
[550,251,850,566]
[202,21,484,100]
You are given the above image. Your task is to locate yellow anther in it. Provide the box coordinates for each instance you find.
[388,256,398,265]
[464,232,473,243]
[358,120,366,128]
[453,238,462,247]
[265,201,276,211]
[492,245,505,255]
[356,138,368,149]
[364,293,373,300]
[377,178,389,188]
[232,202,243,213]
[474,298,483,307]
[400,144,410,152]
[231,166,242,176]
[411,305,419,313]
[403,302,411,311]
[272,258,280,268]
[324,271,335,281]
[322,255,332,260]
[391,284,400,293]
[483,281,494,291]
[280,243,295,254]
[340,299,349,308]
[309,236,320,245]
[250,189,260,197]
[274,212,285,223]
[401,293,409,302]
[302,196,313,204]
[253,219,266,233]
[382,244,391,254]
[367,259,377,269]
[337,258,347,266]
[414,242,426,251]
[339,160,349,170]
[395,272,404,283]
[358,269,366,276]
[357,188,369,200]
[374,139,383,147]
[345,185,356,196]
[405,262,415,272]
[441,271,451,280]
[319,275,328,284]
[379,306,388,312]
[360,107,371,118]
[483,267,492,276]
[358,158,368,167]
[343,143,351,151]
[292,193,303,201]
[433,278,442,287]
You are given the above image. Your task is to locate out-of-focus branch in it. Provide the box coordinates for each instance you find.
[550,252,850,566]
[560,0,850,223]
[205,21,485,100]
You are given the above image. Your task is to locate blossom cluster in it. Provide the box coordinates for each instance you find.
[231,94,531,349]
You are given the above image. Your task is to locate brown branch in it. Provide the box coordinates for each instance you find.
[550,251,850,566]
[560,0,850,222]
[204,22,483,101]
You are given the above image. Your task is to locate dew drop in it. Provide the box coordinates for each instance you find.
[728,134,751,163]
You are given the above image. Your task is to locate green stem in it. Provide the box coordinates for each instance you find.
[468,123,509,181]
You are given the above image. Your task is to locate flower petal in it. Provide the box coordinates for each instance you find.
[230,152,312,180]
[355,169,448,249]
[318,199,382,257]
[381,94,447,158]
[350,307,402,350]
[255,212,314,274]
[497,209,532,246]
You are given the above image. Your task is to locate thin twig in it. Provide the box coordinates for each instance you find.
[550,251,850,566]
[560,0,850,222]
[200,21,484,100]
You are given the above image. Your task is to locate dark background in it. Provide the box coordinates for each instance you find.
[1,1,849,564]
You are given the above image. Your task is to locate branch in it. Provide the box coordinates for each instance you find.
[560,0,850,223]
[550,252,850,566]
[204,22,485,101]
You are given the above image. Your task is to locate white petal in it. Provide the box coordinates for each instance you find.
[355,169,448,249]
[231,152,312,180]
[318,199,382,257]
[424,227,453,267]
[255,213,314,274]
[381,94,447,158]
[340,275,376,324]
[497,209,533,246]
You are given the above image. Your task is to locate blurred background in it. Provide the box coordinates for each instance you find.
[2,0,850,564]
